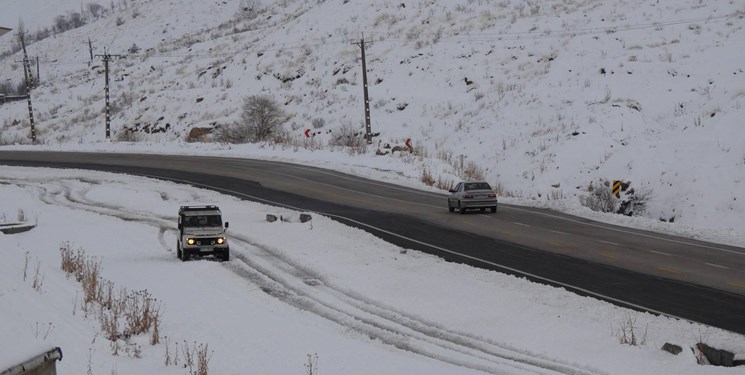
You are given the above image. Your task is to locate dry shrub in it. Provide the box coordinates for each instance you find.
[180,341,212,375]
[615,313,647,346]
[32,259,44,292]
[460,160,485,181]
[305,353,319,375]
[216,95,287,143]
[435,176,454,191]
[437,149,453,164]
[59,243,162,346]
[116,130,143,142]
[420,167,435,186]
[330,123,366,149]
[580,184,617,213]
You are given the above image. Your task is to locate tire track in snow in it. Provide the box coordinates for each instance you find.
[5,176,605,375]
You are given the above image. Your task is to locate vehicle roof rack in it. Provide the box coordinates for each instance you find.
[179,205,221,213]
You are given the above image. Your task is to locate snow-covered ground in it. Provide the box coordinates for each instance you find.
[2,166,744,375]
[2,0,745,373]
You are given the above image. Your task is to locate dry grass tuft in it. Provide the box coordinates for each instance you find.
[59,242,163,350]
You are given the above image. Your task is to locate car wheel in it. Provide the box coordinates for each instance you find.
[176,241,182,260]
[181,249,190,262]
[221,251,230,262]
[448,200,454,213]
[490,206,497,213]
[480,207,485,213]
[458,201,466,214]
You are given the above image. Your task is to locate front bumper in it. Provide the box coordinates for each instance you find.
[182,245,229,257]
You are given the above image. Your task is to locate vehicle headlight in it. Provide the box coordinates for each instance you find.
[217,237,225,244]
[187,238,195,245]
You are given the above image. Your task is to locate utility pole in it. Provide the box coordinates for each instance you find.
[95,49,121,140]
[18,29,36,87]
[352,33,373,144]
[17,29,35,143]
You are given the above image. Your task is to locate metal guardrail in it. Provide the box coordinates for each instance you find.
[1,347,63,375]
[0,223,35,234]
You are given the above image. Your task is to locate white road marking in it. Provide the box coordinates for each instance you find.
[649,250,671,256]
[599,240,619,246]
[551,230,567,235]
[705,263,729,270]
[513,222,530,227]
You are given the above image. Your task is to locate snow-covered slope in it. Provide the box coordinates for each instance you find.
[1,0,744,239]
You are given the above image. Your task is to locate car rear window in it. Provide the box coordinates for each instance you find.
[465,182,491,191]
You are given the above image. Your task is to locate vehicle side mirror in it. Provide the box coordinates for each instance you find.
[224,222,229,229]
[448,189,455,193]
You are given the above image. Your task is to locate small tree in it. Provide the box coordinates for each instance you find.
[216,95,287,143]
[237,0,263,20]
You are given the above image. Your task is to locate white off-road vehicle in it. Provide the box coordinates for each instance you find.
[177,205,229,261]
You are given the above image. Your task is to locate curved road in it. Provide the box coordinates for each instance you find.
[2,151,745,334]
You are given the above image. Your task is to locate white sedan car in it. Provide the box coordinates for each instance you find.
[447,181,498,214]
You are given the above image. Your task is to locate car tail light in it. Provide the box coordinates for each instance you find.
[487,193,496,198]
[464,194,475,199]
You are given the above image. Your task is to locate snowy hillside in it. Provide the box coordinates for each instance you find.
[1,0,744,240]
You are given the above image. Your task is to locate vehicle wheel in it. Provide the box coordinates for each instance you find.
[181,249,190,262]
[176,241,182,260]
[490,206,497,213]
[221,251,230,262]
[480,207,485,213]
[458,201,466,214]
[448,200,454,213]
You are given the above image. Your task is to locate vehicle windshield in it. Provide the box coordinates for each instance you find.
[464,182,492,191]
[183,215,222,227]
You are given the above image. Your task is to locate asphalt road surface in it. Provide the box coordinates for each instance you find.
[2,151,744,334]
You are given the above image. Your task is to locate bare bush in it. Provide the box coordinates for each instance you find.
[305,353,319,375]
[236,0,264,20]
[179,341,212,375]
[116,130,143,142]
[32,322,54,340]
[311,117,326,129]
[329,122,366,150]
[460,160,485,181]
[580,184,617,213]
[87,3,107,19]
[32,259,44,292]
[59,243,163,345]
[23,251,30,281]
[435,176,454,191]
[216,95,287,143]
[420,167,435,186]
[614,313,647,346]
[617,187,652,216]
